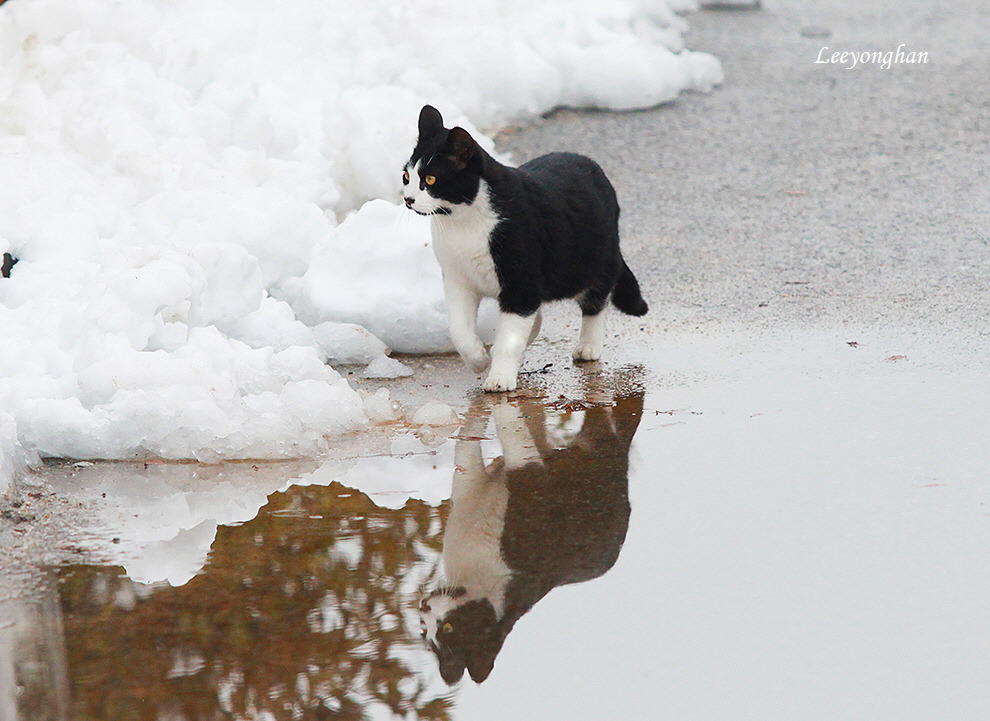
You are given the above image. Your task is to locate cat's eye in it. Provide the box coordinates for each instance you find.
[402,171,410,184]
[425,175,436,186]
[442,622,453,634]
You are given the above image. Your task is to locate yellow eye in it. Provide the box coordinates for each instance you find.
[442,622,453,634]
[425,175,436,186]
[402,171,410,184]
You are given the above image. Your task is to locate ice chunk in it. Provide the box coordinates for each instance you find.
[362,355,414,379]
[411,401,460,427]
[363,388,404,424]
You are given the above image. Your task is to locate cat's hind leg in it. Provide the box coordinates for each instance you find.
[573,290,609,362]
[573,311,607,361]
[526,309,542,347]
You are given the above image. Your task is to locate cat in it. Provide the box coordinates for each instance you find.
[419,388,645,684]
[403,105,648,392]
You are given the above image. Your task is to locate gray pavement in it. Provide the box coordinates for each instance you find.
[498,0,990,340]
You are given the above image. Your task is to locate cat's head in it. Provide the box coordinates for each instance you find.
[420,586,504,684]
[403,105,482,216]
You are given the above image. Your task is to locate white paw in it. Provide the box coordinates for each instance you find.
[460,344,490,373]
[482,370,517,393]
[572,343,602,362]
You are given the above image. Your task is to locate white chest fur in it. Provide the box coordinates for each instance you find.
[430,180,501,298]
[443,464,512,615]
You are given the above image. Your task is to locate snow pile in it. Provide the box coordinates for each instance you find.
[291,199,500,354]
[0,0,721,468]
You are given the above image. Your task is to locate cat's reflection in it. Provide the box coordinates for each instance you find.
[421,383,645,684]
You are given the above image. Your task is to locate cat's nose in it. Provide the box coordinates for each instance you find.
[404,197,414,208]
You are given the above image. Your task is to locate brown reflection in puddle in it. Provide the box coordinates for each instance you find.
[422,376,645,684]
[50,484,453,721]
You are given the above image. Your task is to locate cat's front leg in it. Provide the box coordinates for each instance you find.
[484,311,537,392]
[492,401,543,468]
[444,280,489,373]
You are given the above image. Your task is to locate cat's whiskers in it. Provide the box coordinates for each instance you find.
[431,214,451,248]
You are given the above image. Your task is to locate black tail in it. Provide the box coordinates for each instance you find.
[611,260,648,316]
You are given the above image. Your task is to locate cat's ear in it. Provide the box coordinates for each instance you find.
[466,640,499,683]
[445,127,478,170]
[418,105,444,140]
[438,653,468,685]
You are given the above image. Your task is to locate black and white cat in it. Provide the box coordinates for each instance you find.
[419,389,644,684]
[403,105,648,392]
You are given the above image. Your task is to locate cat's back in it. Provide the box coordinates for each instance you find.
[515,152,617,204]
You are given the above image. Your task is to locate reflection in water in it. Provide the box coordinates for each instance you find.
[7,376,645,719]
[26,484,454,721]
[0,588,71,721]
[421,387,645,684]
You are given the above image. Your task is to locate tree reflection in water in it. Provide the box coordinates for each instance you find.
[55,482,453,721]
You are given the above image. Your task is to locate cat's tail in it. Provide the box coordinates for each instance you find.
[611,260,648,316]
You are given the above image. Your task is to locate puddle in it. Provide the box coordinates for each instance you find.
[23,482,451,720]
[2,331,990,720]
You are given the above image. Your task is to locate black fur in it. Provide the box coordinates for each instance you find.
[407,105,647,318]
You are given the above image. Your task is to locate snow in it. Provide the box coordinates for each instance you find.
[0,412,36,494]
[701,0,761,7]
[0,0,721,471]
